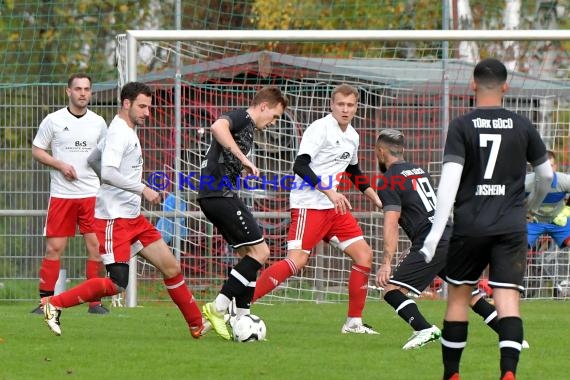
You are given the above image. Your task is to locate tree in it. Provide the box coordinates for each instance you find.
[250,0,442,58]
[0,0,172,84]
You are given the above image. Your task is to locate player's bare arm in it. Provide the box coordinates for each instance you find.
[142,186,161,205]
[321,188,352,215]
[363,187,383,209]
[376,210,399,288]
[345,162,381,208]
[211,118,259,176]
[32,145,77,181]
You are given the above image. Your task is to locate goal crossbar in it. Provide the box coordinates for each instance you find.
[126,29,570,82]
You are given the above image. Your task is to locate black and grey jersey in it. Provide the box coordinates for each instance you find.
[444,107,547,236]
[198,109,254,198]
[377,161,443,245]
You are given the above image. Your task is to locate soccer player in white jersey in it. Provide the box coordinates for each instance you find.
[41,82,205,338]
[253,84,383,334]
[31,73,109,314]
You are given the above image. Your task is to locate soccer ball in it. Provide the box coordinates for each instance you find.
[556,280,570,297]
[232,314,266,342]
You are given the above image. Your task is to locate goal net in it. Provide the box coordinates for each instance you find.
[116,30,570,305]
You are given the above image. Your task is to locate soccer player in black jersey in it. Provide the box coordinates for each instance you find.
[420,58,553,380]
[198,86,288,340]
[374,129,525,351]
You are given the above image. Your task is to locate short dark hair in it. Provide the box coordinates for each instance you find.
[251,86,288,109]
[547,150,556,161]
[376,129,405,156]
[331,84,359,102]
[473,58,507,89]
[67,73,92,88]
[120,82,153,105]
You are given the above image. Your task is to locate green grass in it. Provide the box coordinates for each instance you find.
[0,300,567,379]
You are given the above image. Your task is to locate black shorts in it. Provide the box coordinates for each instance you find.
[389,229,450,295]
[445,231,527,292]
[198,196,264,249]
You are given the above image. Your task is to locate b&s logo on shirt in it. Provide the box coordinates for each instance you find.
[65,140,90,153]
[131,155,143,169]
[335,152,351,162]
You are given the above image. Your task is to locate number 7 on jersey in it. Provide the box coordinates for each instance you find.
[479,134,502,179]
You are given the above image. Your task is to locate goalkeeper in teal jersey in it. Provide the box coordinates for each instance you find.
[526,150,570,248]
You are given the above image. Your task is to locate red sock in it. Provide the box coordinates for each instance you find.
[86,260,104,307]
[86,260,104,279]
[50,278,118,308]
[347,264,370,317]
[253,259,297,302]
[39,258,60,297]
[164,273,202,328]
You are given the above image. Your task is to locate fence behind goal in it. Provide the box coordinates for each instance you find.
[1,30,570,303]
[117,30,570,304]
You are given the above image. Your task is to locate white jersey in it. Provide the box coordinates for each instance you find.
[290,114,359,209]
[95,116,144,219]
[33,107,107,198]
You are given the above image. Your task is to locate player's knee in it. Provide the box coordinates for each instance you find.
[381,284,399,297]
[353,250,373,266]
[253,248,270,263]
[239,243,270,263]
[45,240,67,258]
[106,263,130,291]
[161,262,181,279]
[287,250,309,269]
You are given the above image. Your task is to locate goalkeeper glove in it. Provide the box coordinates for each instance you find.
[553,206,570,227]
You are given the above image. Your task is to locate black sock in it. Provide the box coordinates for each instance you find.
[441,320,468,380]
[499,316,523,377]
[220,255,262,302]
[235,286,255,309]
[39,290,54,299]
[471,297,499,334]
[384,289,432,331]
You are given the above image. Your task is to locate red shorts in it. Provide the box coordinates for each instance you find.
[287,208,364,252]
[95,215,162,265]
[44,197,96,237]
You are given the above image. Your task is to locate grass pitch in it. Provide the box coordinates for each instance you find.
[0,300,567,379]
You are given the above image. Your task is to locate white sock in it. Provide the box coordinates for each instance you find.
[236,307,250,319]
[214,294,231,314]
[346,317,362,326]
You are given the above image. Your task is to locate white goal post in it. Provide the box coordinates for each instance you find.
[120,29,570,307]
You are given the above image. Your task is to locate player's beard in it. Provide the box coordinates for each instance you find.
[378,161,387,173]
[70,97,88,112]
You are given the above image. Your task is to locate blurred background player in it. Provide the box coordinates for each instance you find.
[42,82,205,338]
[253,84,383,334]
[525,150,570,296]
[374,129,528,350]
[31,73,108,315]
[420,58,552,380]
[198,86,288,340]
[526,149,570,248]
